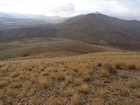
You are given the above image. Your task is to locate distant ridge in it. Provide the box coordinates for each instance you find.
[55,13,140,50]
[0,12,140,50]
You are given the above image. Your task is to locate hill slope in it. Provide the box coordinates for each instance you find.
[55,13,140,50]
[0,38,113,60]
[0,13,140,50]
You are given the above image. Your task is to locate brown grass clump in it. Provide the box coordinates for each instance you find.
[48,97,62,105]
[114,62,127,70]
[6,88,15,97]
[80,83,90,93]
[11,82,22,88]
[128,80,140,88]
[82,73,91,81]
[127,64,136,70]
[120,87,130,97]
[30,74,37,83]
[53,71,66,80]
[64,87,75,97]
[0,80,8,88]
[97,62,102,67]
[74,78,83,85]
[39,78,49,88]
[30,96,38,105]
[70,94,80,105]
[99,68,110,77]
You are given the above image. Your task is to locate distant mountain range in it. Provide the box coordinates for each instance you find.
[0,12,140,50]
[0,12,66,25]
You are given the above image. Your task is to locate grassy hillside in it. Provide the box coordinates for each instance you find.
[0,13,140,50]
[0,38,115,60]
[0,52,140,105]
[55,13,140,50]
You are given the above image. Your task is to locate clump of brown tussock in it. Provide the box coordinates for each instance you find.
[127,64,136,70]
[100,63,117,77]
[70,94,80,105]
[128,80,140,88]
[53,71,66,80]
[80,83,90,93]
[47,97,62,105]
[0,80,8,88]
[30,96,38,105]
[114,62,127,70]
[119,86,130,97]
[10,72,20,78]
[82,72,91,81]
[0,51,140,105]
[99,68,110,77]
[103,63,117,75]
[6,88,16,97]
[97,62,102,67]
[30,74,37,83]
[11,82,22,88]
[64,87,75,97]
[39,78,49,88]
[74,78,83,85]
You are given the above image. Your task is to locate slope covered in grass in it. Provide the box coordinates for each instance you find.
[0,38,114,60]
[0,52,140,105]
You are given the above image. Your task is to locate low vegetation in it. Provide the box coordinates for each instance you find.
[0,51,140,104]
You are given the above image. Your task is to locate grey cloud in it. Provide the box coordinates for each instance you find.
[51,3,75,15]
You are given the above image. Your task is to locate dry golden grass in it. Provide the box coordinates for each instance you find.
[74,78,83,85]
[0,51,140,104]
[70,94,80,105]
[39,78,49,88]
[80,83,90,93]
[64,87,75,97]
[99,68,110,77]
[127,64,137,70]
[30,74,37,83]
[47,97,62,105]
[128,80,140,88]
[30,96,38,105]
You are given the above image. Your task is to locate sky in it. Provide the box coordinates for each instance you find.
[0,0,140,20]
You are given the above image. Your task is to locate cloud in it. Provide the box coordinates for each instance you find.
[51,3,75,16]
[0,0,139,20]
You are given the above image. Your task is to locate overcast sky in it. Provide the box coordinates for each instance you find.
[0,0,140,20]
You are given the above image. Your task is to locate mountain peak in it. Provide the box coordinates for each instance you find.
[95,12,101,14]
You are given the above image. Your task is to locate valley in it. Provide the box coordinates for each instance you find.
[0,12,140,105]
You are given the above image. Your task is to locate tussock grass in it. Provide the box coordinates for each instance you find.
[128,80,140,88]
[39,78,49,88]
[64,87,75,97]
[80,83,90,93]
[100,68,110,77]
[0,51,140,104]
